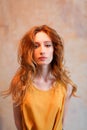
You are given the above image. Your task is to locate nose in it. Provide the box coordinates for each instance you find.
[40,45,45,55]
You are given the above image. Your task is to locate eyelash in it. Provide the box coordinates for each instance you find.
[45,44,52,47]
[34,44,52,49]
[34,44,39,48]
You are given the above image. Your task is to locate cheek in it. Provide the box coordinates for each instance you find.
[48,49,54,61]
[50,48,54,57]
[33,50,38,60]
[33,52,36,60]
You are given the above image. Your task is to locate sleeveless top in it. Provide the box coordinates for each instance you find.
[21,81,67,130]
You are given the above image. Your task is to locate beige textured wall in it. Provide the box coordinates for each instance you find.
[0,0,87,130]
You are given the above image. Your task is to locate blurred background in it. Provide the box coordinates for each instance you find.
[0,0,87,130]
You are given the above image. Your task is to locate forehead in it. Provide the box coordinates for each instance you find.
[34,31,51,42]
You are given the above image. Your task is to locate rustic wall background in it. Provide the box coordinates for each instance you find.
[0,0,87,130]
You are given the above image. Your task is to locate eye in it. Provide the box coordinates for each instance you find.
[44,41,53,48]
[34,43,39,49]
[45,44,52,47]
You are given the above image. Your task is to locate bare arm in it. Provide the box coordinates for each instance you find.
[13,103,23,130]
[62,85,73,128]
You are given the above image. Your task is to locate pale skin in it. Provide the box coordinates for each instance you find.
[13,31,72,130]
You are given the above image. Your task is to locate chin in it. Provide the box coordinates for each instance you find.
[37,62,50,66]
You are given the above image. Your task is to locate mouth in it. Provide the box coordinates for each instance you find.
[38,57,47,60]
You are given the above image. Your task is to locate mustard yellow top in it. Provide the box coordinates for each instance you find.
[21,81,67,130]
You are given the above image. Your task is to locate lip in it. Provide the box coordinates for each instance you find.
[38,57,47,60]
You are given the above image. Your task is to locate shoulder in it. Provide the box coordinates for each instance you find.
[66,84,73,99]
[56,81,73,98]
[56,80,67,96]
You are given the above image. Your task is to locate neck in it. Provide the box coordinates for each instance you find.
[36,65,51,81]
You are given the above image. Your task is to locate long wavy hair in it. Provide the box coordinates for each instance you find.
[2,25,77,105]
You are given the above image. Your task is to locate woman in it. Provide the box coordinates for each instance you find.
[3,25,77,130]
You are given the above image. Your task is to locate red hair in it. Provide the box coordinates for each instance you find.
[3,25,77,104]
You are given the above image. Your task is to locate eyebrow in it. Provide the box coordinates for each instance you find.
[34,41,52,44]
[44,41,52,43]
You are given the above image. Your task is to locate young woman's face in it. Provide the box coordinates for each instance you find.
[33,31,54,66]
